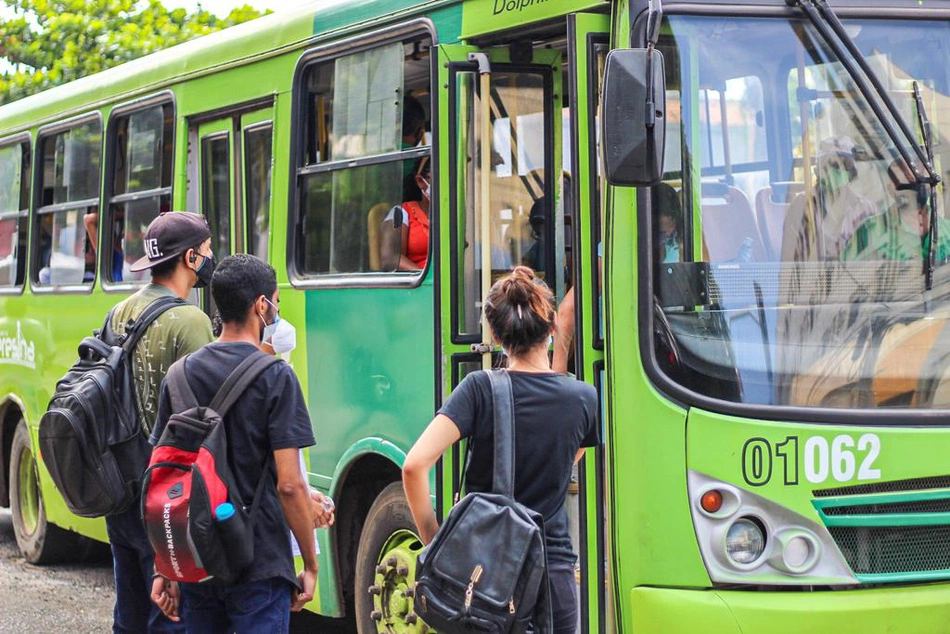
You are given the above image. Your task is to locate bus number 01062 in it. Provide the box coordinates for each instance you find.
[740,434,881,487]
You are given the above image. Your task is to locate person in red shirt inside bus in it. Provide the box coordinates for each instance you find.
[381,155,430,271]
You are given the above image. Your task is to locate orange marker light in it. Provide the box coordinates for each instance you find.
[700,490,723,513]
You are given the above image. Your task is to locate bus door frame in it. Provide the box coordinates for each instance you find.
[567,12,611,634]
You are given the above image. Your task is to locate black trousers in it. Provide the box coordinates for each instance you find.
[549,561,579,634]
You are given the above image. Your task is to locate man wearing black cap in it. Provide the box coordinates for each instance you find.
[106,211,215,633]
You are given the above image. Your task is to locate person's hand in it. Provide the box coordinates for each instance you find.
[150,575,181,622]
[309,489,335,528]
[291,567,317,612]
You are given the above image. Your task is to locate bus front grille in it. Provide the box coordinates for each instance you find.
[812,479,950,583]
[828,525,950,579]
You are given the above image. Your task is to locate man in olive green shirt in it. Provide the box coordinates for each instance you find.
[106,212,215,633]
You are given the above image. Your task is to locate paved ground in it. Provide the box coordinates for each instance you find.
[0,509,355,633]
[0,509,114,633]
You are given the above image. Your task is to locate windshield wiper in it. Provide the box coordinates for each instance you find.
[912,82,940,289]
[786,0,940,185]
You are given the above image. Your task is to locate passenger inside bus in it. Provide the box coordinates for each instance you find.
[83,211,126,282]
[655,182,684,264]
[781,136,877,262]
[401,95,427,166]
[380,155,431,271]
[842,158,950,262]
[521,197,546,272]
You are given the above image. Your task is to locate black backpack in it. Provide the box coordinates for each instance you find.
[142,351,281,584]
[414,369,552,633]
[39,296,185,518]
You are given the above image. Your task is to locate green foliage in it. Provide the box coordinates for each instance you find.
[0,0,268,104]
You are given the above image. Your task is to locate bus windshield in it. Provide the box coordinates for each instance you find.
[651,15,950,410]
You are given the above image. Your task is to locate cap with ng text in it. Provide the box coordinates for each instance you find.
[129,211,212,272]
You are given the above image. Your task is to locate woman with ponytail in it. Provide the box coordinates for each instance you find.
[403,266,600,633]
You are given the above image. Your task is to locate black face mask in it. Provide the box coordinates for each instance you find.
[193,253,216,288]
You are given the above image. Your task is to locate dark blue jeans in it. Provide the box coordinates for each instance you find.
[180,577,293,634]
[549,561,579,634]
[106,505,187,633]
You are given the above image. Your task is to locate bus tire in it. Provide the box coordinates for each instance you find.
[9,420,79,564]
[354,482,428,634]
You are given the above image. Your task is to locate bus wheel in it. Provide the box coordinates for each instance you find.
[354,482,430,634]
[9,420,78,564]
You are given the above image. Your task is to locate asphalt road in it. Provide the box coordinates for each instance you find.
[0,509,354,633]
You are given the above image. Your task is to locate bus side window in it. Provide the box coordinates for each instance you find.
[34,118,102,288]
[293,34,433,279]
[0,139,30,289]
[244,124,272,260]
[104,102,174,285]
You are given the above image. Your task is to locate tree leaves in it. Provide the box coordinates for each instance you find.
[0,0,268,104]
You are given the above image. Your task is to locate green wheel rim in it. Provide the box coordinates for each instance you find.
[370,529,430,634]
[17,443,39,536]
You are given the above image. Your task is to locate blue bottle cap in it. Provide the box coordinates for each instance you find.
[215,502,235,520]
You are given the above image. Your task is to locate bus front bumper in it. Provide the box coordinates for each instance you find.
[631,583,950,634]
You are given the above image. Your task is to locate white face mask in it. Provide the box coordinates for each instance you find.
[269,319,297,354]
[259,297,296,354]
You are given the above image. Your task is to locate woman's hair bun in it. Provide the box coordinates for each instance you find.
[510,265,535,281]
[500,266,536,306]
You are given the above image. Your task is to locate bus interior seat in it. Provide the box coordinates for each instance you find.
[756,182,804,260]
[700,182,767,262]
[366,202,392,271]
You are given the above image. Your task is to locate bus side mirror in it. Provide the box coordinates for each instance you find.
[602,48,666,187]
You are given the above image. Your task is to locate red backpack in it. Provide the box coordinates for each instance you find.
[141,351,281,584]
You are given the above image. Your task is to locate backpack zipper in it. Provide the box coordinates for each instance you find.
[463,565,483,610]
[509,598,515,614]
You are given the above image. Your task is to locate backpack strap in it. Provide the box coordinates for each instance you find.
[245,454,274,531]
[120,296,187,354]
[165,356,199,413]
[97,305,119,343]
[209,351,283,418]
[487,368,516,498]
[209,351,284,526]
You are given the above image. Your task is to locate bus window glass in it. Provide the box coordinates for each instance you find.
[650,16,950,410]
[456,69,550,336]
[107,103,173,283]
[331,44,402,161]
[244,124,272,260]
[35,119,101,287]
[295,35,432,278]
[698,76,769,203]
[0,142,30,288]
[201,134,231,260]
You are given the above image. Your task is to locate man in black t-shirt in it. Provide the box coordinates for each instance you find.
[149,254,318,632]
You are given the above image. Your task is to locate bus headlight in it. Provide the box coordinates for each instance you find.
[688,470,857,586]
[725,517,766,564]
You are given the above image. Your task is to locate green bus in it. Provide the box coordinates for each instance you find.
[2,0,950,631]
